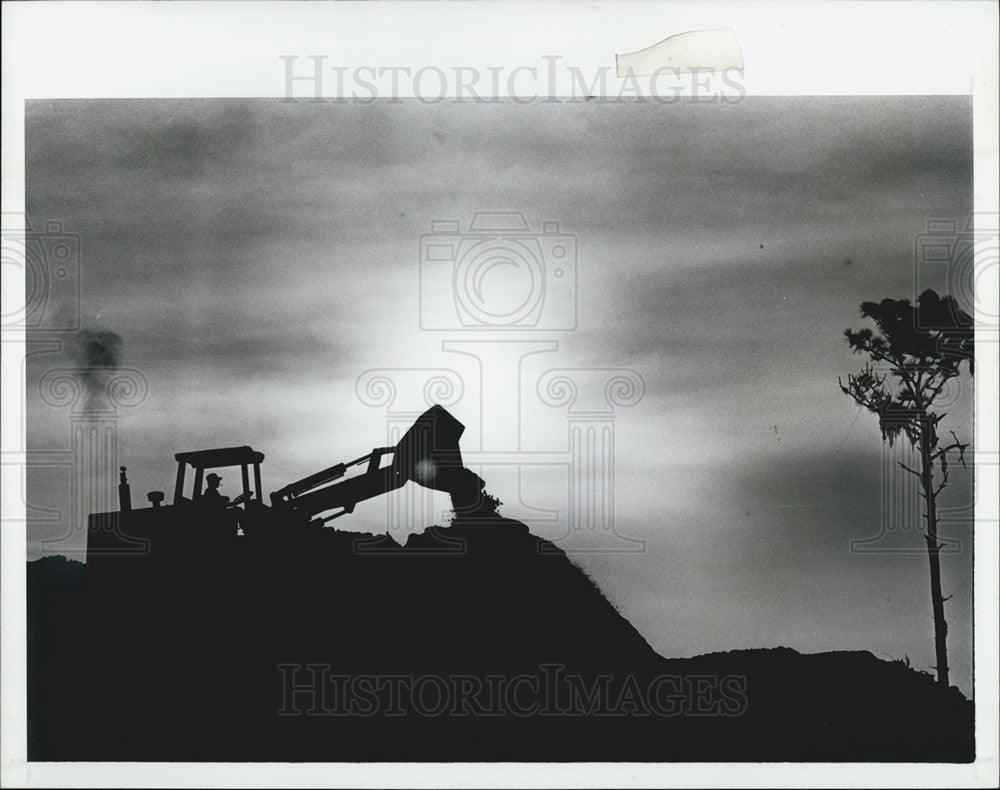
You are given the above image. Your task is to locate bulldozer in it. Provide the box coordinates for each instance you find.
[86,405,489,567]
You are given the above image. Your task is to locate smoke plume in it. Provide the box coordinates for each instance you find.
[74,329,122,411]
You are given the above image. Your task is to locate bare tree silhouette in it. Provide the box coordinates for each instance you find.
[840,289,973,688]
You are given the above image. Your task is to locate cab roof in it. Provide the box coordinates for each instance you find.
[174,446,265,468]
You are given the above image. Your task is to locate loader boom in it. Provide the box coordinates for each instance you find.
[270,405,487,525]
[270,447,402,523]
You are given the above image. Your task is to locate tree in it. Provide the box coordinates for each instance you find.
[839,289,973,687]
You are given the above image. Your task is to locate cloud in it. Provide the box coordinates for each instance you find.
[23,95,977,693]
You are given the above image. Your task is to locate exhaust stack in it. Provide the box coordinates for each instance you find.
[118,466,132,512]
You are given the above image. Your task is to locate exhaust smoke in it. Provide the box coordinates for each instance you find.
[73,329,122,412]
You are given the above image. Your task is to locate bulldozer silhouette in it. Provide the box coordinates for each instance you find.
[87,405,490,566]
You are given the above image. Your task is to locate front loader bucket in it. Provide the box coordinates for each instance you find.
[392,404,466,489]
[392,405,485,509]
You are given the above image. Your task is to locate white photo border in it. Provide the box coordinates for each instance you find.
[2,1,997,787]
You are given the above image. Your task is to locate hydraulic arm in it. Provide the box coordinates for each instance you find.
[270,405,486,525]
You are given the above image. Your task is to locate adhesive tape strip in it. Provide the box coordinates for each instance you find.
[616,28,744,77]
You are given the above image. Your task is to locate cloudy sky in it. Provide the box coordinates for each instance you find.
[25,96,976,692]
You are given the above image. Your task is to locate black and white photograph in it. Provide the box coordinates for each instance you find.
[2,2,998,787]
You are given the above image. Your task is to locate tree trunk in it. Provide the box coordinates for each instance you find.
[920,424,950,687]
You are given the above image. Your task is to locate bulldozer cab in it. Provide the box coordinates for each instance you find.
[173,446,265,508]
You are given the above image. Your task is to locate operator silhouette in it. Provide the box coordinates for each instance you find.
[202,473,230,508]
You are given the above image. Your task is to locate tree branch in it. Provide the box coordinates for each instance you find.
[931,432,970,465]
[896,368,923,411]
[897,461,921,477]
